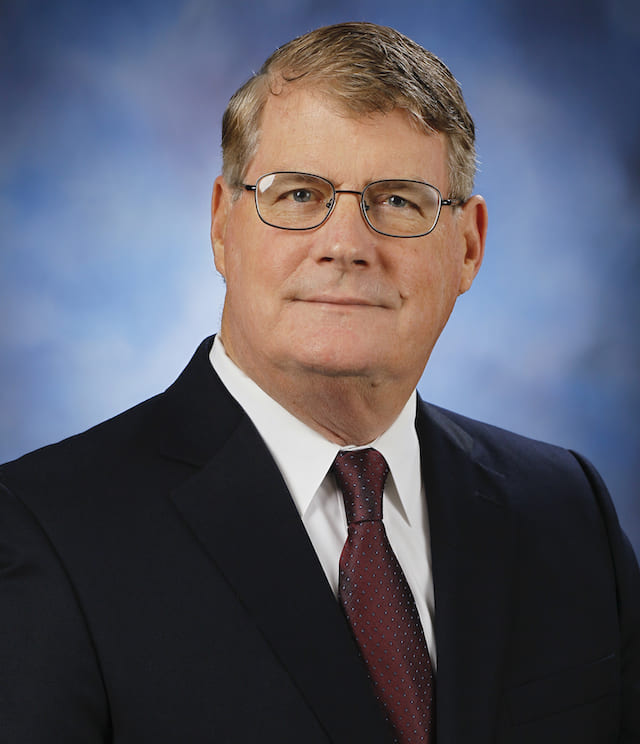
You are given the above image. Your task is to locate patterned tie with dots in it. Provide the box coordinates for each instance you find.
[333,448,435,743]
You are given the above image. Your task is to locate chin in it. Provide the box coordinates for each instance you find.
[303,362,374,379]
[286,343,388,380]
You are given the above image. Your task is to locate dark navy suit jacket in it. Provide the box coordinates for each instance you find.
[1,336,639,743]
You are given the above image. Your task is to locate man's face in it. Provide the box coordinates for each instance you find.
[212,86,485,396]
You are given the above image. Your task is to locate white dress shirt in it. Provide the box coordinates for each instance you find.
[210,336,436,666]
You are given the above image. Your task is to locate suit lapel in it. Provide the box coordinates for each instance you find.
[417,402,515,744]
[161,339,392,743]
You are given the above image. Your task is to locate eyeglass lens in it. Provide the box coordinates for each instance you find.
[254,173,442,237]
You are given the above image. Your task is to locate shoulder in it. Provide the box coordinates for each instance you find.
[417,398,586,478]
[0,391,171,520]
[3,393,163,473]
[416,398,619,532]
[0,335,240,515]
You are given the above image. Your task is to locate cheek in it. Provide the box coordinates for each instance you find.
[222,223,304,319]
[223,216,265,292]
[397,245,462,322]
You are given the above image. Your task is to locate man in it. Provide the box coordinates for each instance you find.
[1,21,638,744]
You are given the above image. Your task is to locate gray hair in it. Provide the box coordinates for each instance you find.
[221,22,477,200]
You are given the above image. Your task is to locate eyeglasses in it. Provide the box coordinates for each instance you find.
[242,172,463,238]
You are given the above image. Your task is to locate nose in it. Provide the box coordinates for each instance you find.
[310,190,376,266]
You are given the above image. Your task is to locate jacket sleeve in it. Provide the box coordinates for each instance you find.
[0,481,110,743]
[572,452,640,742]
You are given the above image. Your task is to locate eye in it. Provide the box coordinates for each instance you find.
[276,187,324,205]
[387,194,409,208]
[291,189,312,203]
[367,188,421,212]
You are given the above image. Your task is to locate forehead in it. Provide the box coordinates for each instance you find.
[248,86,449,189]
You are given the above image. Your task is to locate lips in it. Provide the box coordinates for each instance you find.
[301,295,381,306]
[287,278,400,309]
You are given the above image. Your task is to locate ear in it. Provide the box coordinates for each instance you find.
[457,195,488,295]
[211,175,232,278]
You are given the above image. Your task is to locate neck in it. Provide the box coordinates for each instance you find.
[264,373,412,446]
[222,345,415,446]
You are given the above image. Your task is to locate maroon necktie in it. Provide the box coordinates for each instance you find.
[333,449,435,743]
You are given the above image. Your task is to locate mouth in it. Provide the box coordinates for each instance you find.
[297,294,385,308]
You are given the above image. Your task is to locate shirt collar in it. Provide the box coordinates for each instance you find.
[210,336,420,526]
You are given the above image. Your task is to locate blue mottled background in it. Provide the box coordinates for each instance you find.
[1,0,639,555]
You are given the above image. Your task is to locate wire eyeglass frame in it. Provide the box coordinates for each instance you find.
[241,171,464,238]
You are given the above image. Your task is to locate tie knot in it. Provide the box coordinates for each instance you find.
[332,448,389,525]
